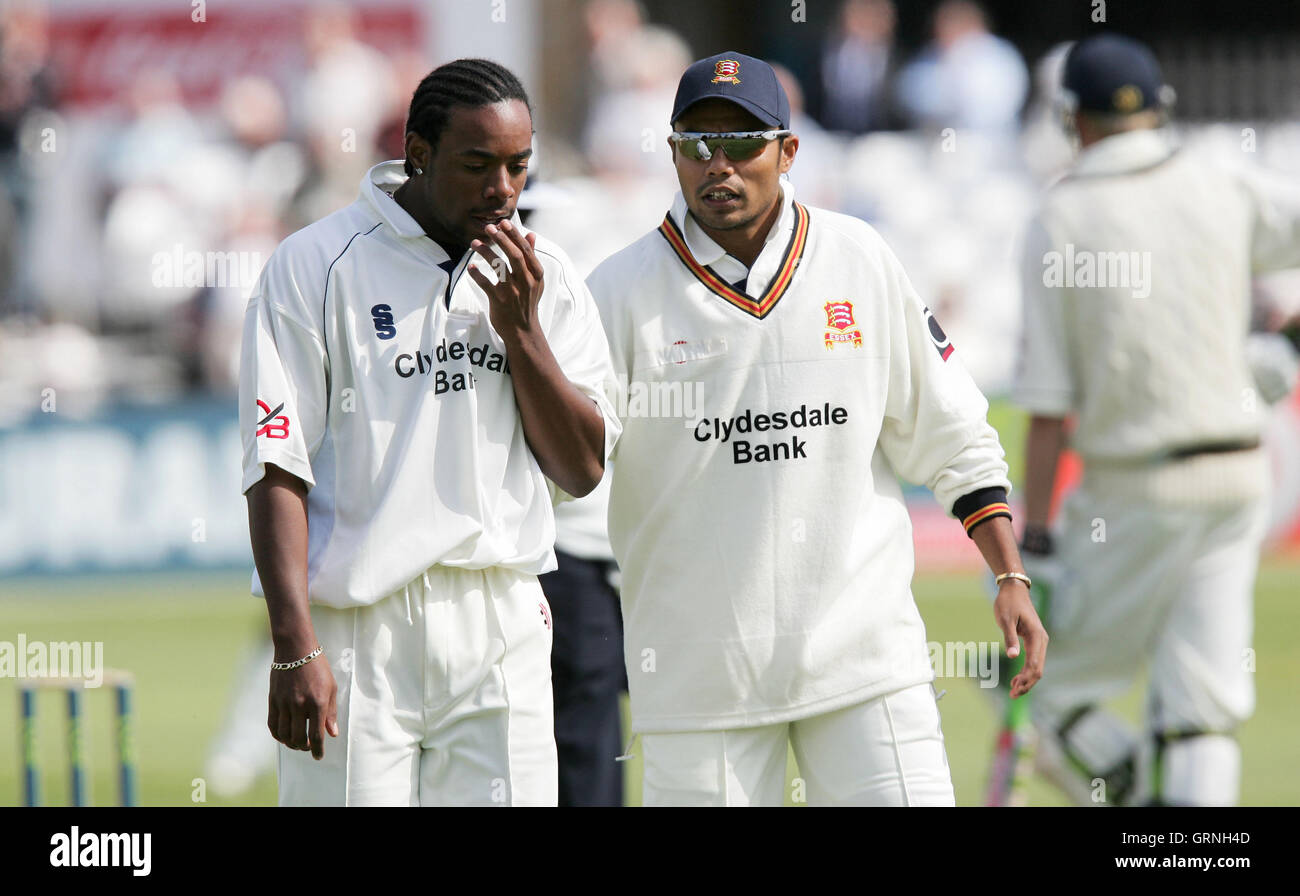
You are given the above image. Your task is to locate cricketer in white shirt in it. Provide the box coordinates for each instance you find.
[239,159,620,805]
[589,177,1018,803]
[1015,126,1300,806]
[241,160,620,606]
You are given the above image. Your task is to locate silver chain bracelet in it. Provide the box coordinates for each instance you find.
[270,646,323,671]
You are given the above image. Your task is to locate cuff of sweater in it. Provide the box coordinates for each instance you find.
[952,486,1011,537]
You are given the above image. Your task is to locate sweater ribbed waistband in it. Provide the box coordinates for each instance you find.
[1083,446,1267,506]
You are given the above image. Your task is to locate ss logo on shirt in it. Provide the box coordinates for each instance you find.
[371,304,397,340]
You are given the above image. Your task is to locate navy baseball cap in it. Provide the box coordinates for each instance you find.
[671,51,790,129]
[1062,34,1170,114]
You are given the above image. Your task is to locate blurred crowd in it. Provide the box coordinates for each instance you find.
[1,0,1297,423]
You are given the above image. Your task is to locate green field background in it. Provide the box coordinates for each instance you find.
[1,558,1296,807]
[3,402,1296,806]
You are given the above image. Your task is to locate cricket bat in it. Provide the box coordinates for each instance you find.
[983,649,1036,806]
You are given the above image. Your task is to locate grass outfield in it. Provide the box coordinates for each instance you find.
[1,559,1296,807]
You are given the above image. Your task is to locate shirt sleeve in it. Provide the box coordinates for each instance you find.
[1240,165,1300,274]
[541,255,623,504]
[238,247,329,494]
[1012,213,1076,417]
[876,242,1012,516]
[585,255,632,463]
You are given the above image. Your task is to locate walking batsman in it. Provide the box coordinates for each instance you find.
[239,59,619,806]
[588,51,1047,807]
[1016,34,1300,806]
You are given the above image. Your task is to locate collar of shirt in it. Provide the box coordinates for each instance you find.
[360,160,527,266]
[669,179,797,296]
[1071,128,1176,178]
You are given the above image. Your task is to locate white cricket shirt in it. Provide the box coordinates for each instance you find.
[588,181,1011,732]
[240,160,621,608]
[1015,129,1300,466]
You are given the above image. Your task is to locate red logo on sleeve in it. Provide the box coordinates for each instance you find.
[256,399,290,440]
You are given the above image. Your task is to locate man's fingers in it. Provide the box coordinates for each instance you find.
[326,686,339,738]
[468,240,501,279]
[267,697,281,744]
[466,263,494,295]
[998,610,1021,659]
[308,709,324,760]
[274,702,295,748]
[1021,622,1049,689]
[288,704,310,751]
[1012,666,1040,697]
[499,221,545,281]
[484,224,526,280]
[1009,623,1047,697]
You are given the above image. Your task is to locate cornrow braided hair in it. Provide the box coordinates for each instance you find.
[404,58,532,175]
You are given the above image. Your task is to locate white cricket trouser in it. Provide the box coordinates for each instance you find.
[640,683,955,806]
[278,565,557,806]
[1032,476,1266,806]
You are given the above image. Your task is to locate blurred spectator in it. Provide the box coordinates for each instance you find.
[581,24,691,182]
[533,21,690,271]
[291,1,393,227]
[0,0,56,316]
[1019,42,1076,183]
[772,63,845,211]
[183,76,303,393]
[894,0,1028,134]
[583,0,649,95]
[817,0,899,134]
[102,69,202,193]
[0,0,54,152]
[98,69,208,326]
[376,49,436,163]
[218,75,307,214]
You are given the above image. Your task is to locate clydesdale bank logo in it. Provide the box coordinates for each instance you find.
[50,827,151,877]
[395,338,512,394]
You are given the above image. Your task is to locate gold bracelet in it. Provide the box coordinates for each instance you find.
[995,571,1033,590]
[270,646,323,671]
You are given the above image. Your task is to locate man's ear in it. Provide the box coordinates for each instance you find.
[779,134,799,174]
[405,132,432,174]
[666,120,685,160]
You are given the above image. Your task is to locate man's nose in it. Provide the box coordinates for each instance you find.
[484,167,515,200]
[704,149,735,176]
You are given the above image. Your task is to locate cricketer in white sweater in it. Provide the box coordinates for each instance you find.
[588,181,1013,733]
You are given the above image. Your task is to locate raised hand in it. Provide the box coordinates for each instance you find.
[466,220,545,337]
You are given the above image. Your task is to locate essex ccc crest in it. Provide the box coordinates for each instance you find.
[711,59,741,85]
[824,301,863,349]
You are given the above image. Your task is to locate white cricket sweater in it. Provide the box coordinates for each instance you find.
[240,161,621,608]
[588,182,1011,732]
[1015,129,1300,503]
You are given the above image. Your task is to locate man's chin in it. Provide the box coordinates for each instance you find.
[688,204,752,232]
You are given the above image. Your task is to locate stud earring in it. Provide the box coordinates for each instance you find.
[414,167,423,175]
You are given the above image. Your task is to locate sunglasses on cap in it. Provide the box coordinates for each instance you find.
[668,130,791,162]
